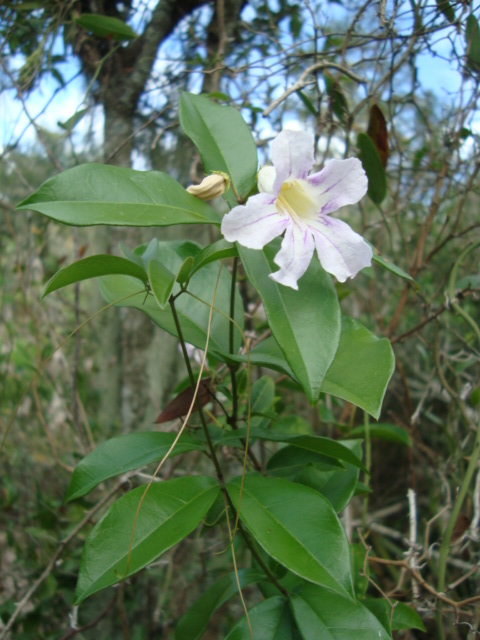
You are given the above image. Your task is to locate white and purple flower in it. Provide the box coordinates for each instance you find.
[221,129,372,290]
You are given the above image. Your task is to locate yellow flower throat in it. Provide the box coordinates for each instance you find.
[276,180,317,222]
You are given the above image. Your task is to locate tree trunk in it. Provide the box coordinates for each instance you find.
[83,0,245,433]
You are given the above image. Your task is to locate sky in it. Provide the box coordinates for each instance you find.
[1,0,479,163]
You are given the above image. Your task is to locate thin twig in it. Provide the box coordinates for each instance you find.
[263,62,364,116]
[0,480,128,639]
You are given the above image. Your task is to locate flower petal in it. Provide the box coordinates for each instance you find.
[257,166,276,194]
[308,216,372,282]
[271,130,315,193]
[221,193,288,249]
[269,222,315,290]
[307,158,368,216]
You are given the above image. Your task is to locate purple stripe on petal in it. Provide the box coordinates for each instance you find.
[307,158,368,216]
[269,221,315,290]
[221,193,287,250]
[308,216,372,282]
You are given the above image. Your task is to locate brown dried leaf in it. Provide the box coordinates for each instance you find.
[367,104,389,168]
[450,512,471,543]
[155,378,214,424]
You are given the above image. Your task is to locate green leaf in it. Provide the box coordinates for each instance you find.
[297,90,318,116]
[179,93,258,203]
[349,422,411,447]
[324,71,348,123]
[350,543,369,598]
[391,601,426,631]
[266,446,344,475]
[290,584,392,639]
[320,317,395,419]
[436,0,455,23]
[290,440,362,512]
[466,14,480,74]
[189,238,238,278]
[176,256,195,284]
[66,432,204,502]
[228,475,354,597]
[251,376,276,414]
[371,250,418,288]
[74,476,219,603]
[176,570,265,640]
[225,597,295,640]
[360,596,391,633]
[238,243,341,404]
[148,260,176,309]
[57,108,88,131]
[17,164,219,227]
[218,336,295,378]
[75,13,137,41]
[222,316,394,419]
[361,597,426,633]
[42,255,147,298]
[215,428,365,470]
[357,133,387,204]
[99,241,244,355]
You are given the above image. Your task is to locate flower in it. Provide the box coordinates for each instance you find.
[221,129,372,290]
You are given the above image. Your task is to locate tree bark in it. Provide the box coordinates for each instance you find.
[80,0,208,432]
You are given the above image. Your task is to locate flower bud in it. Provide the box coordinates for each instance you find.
[186,172,229,200]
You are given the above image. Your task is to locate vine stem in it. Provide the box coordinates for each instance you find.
[437,419,480,595]
[436,242,480,636]
[228,257,239,427]
[169,292,287,596]
[362,411,371,529]
[169,294,226,484]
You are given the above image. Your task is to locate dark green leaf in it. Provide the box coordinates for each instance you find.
[179,93,258,203]
[225,597,295,640]
[176,570,265,640]
[290,584,392,639]
[266,446,344,475]
[297,90,318,116]
[57,108,88,131]
[291,440,362,512]
[228,475,354,597]
[251,376,276,414]
[324,71,348,123]
[74,476,219,603]
[66,432,204,502]
[371,249,418,287]
[75,13,137,41]
[436,0,455,23]
[391,601,426,631]
[189,238,238,278]
[357,133,387,204]
[217,335,295,378]
[361,597,426,633]
[350,543,369,598]
[349,423,411,447]
[176,256,195,284]
[18,164,219,227]
[466,14,480,73]
[42,255,147,298]
[216,428,365,470]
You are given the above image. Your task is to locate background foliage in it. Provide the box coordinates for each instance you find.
[1,0,480,638]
